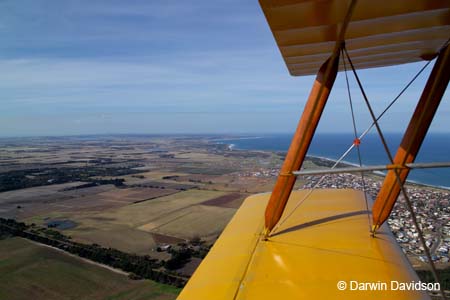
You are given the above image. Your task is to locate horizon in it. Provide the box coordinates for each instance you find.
[1,131,450,140]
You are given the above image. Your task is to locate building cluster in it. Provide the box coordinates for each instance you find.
[387,186,450,264]
[303,173,450,263]
[244,169,450,263]
[238,168,279,178]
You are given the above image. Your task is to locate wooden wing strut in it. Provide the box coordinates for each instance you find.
[264,53,340,234]
[372,44,450,230]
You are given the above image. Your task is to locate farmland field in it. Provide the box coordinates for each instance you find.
[201,192,246,208]
[96,190,228,227]
[1,133,449,298]
[10,186,242,254]
[0,135,288,289]
[138,204,236,240]
[57,189,232,253]
[18,188,235,254]
[0,237,179,300]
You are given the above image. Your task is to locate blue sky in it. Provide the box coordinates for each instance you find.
[1,0,448,137]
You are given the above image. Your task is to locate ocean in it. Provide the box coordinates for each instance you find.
[217,133,450,189]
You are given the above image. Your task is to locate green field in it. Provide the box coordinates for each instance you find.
[0,237,180,300]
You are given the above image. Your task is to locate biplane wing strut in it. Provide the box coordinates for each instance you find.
[263,53,340,234]
[372,44,450,230]
[284,44,450,232]
[264,0,357,235]
[265,34,450,237]
[178,1,450,299]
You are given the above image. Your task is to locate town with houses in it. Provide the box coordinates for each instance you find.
[240,166,450,266]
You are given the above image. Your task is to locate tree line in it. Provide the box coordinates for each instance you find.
[0,164,141,192]
[0,218,187,287]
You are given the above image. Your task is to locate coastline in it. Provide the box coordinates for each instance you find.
[220,141,450,191]
[306,155,450,191]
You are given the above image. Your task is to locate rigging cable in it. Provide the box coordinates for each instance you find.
[341,47,371,231]
[343,47,395,164]
[269,56,432,237]
[344,46,447,300]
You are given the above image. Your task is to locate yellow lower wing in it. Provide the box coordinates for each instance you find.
[178,189,429,300]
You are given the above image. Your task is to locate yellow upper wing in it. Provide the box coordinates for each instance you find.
[260,0,450,76]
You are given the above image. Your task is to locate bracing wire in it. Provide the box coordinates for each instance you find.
[343,46,447,300]
[395,174,447,300]
[341,48,372,231]
[343,47,405,229]
[269,55,432,237]
[270,37,449,300]
[343,47,396,165]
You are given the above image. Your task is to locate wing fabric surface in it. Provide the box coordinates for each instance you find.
[178,190,428,300]
[259,0,450,75]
